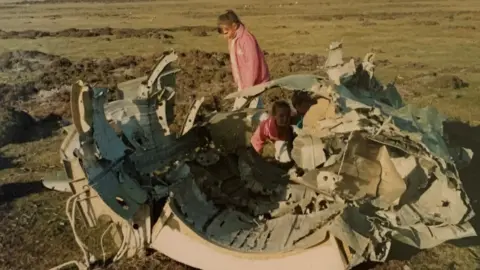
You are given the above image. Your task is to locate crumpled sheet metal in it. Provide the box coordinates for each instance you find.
[224,74,329,100]
[218,45,476,264]
[287,41,476,268]
[117,52,179,100]
[54,42,476,270]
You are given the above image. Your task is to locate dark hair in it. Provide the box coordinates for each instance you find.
[271,100,291,115]
[217,10,241,26]
[291,91,312,108]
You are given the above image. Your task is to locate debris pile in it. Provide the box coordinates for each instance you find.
[219,42,476,266]
[44,42,475,270]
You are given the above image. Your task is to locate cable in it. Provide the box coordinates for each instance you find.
[100,223,115,264]
[49,190,90,270]
[67,191,91,265]
[50,183,137,270]
[112,221,132,262]
[48,260,87,270]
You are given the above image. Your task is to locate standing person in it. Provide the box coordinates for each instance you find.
[217,10,270,110]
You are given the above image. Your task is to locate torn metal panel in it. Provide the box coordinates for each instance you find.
[324,41,344,68]
[70,80,93,135]
[404,168,471,224]
[390,222,476,250]
[329,207,390,266]
[141,52,179,99]
[324,41,356,85]
[327,59,356,86]
[224,74,326,100]
[291,135,326,170]
[180,97,205,136]
[91,87,128,160]
[449,147,474,169]
[117,76,147,100]
[205,110,257,153]
[371,145,407,208]
[42,170,72,193]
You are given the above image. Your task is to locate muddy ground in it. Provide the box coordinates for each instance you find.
[0,46,465,130]
[0,46,475,270]
[0,48,328,130]
[0,26,216,40]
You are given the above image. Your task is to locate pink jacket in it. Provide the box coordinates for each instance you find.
[251,116,290,153]
[229,24,270,90]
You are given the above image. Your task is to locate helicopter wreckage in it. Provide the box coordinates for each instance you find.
[44,42,476,270]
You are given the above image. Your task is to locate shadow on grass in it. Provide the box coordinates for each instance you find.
[0,181,45,204]
[0,154,17,170]
[443,120,480,247]
[20,113,65,144]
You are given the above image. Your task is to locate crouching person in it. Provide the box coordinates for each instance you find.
[291,91,315,129]
[250,101,293,163]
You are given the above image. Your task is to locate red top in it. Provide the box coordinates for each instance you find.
[250,116,292,153]
[228,24,270,90]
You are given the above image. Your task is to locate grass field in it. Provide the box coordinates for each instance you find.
[1,0,480,269]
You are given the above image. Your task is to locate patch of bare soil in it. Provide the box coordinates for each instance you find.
[1,49,326,132]
[412,72,469,89]
[0,82,38,104]
[0,50,59,72]
[0,27,174,40]
[0,107,35,148]
[0,26,217,40]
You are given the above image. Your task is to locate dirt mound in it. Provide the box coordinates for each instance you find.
[0,50,59,72]
[412,73,469,89]
[35,55,148,91]
[165,25,217,33]
[0,26,217,40]
[3,49,327,130]
[429,74,469,89]
[110,28,173,39]
[0,82,38,105]
[0,107,35,148]
[0,28,173,40]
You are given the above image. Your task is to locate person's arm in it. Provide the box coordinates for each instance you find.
[250,119,268,153]
[240,36,260,88]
